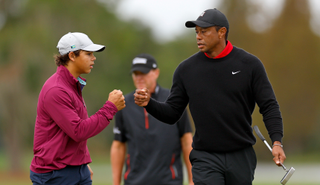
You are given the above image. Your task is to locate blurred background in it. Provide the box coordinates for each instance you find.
[0,0,320,184]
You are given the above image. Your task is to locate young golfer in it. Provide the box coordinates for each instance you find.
[30,32,125,185]
[134,9,286,185]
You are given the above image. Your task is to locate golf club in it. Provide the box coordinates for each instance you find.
[253,125,295,184]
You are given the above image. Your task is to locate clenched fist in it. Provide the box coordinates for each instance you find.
[134,88,150,107]
[108,89,126,111]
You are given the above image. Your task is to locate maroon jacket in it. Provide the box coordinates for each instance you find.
[30,65,117,173]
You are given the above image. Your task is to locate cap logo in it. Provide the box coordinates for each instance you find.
[133,57,147,64]
[71,45,76,49]
[152,63,157,68]
[200,11,205,17]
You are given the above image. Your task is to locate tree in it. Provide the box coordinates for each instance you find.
[258,0,320,153]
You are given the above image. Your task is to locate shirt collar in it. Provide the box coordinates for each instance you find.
[77,77,87,91]
[154,85,159,94]
[151,85,160,99]
[204,41,233,59]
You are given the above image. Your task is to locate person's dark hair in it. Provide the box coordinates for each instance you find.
[54,50,81,66]
[215,26,228,40]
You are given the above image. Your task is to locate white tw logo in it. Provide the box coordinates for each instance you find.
[200,11,205,17]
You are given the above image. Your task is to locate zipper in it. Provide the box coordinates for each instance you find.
[169,154,176,179]
[144,108,149,129]
[124,154,131,180]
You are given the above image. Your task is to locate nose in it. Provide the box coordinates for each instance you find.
[196,32,202,40]
[92,54,96,61]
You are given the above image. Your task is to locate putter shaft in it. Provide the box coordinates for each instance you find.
[253,126,295,184]
[280,163,287,171]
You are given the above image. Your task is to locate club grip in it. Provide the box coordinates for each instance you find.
[253,125,266,141]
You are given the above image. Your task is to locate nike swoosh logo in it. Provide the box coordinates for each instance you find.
[232,71,241,75]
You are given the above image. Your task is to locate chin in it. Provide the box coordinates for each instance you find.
[199,48,207,53]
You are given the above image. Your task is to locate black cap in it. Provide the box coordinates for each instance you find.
[185,8,229,31]
[130,53,158,74]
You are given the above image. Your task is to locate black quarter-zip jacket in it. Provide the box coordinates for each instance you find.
[146,46,283,153]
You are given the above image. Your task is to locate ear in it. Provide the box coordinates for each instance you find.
[153,68,160,79]
[218,27,227,39]
[68,51,76,62]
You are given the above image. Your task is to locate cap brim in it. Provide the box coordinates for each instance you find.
[82,44,105,52]
[130,65,151,74]
[185,20,215,28]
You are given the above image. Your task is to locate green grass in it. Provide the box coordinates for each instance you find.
[1,181,319,185]
[252,184,318,185]
[1,151,320,185]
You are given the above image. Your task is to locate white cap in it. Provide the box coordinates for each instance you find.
[57,32,105,55]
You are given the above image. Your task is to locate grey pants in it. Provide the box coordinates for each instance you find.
[189,146,256,185]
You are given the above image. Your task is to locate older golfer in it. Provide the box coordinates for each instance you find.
[134,8,286,185]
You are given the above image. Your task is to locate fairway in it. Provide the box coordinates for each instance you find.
[1,163,320,185]
[1,179,319,185]
[1,152,320,185]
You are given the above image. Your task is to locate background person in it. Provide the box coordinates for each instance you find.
[111,53,194,185]
[30,32,125,185]
[134,9,286,185]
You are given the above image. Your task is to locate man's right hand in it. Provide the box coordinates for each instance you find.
[134,88,150,107]
[108,89,126,111]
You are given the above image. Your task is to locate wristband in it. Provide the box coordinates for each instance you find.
[273,143,283,148]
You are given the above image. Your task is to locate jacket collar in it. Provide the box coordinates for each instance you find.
[57,65,86,90]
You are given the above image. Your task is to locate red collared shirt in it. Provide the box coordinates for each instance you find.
[204,41,233,59]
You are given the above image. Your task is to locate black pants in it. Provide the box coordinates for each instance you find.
[189,146,256,185]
